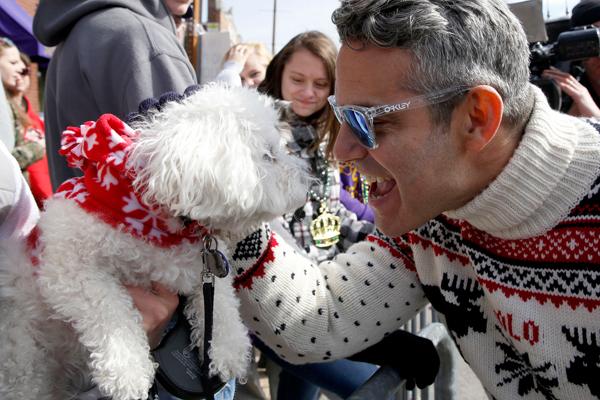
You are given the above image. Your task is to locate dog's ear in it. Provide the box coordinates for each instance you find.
[126,85,276,228]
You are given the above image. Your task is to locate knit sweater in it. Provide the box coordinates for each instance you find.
[231,86,600,400]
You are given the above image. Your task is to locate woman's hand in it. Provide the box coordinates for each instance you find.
[126,282,179,349]
[542,66,600,118]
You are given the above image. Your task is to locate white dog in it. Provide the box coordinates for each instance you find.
[0,84,310,400]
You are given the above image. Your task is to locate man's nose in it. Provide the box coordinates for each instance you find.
[333,123,368,163]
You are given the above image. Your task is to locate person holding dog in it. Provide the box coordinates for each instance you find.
[227,0,600,398]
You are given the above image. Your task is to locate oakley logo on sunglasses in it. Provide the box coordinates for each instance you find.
[383,102,410,113]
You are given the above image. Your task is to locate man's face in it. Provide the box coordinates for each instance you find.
[333,44,466,237]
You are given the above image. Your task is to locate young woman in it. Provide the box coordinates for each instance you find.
[259,30,373,262]
[256,30,378,400]
[0,38,52,207]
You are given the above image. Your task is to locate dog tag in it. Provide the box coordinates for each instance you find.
[203,250,229,278]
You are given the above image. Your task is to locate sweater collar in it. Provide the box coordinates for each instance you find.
[445,85,600,239]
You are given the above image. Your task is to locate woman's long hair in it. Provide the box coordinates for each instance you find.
[0,38,32,130]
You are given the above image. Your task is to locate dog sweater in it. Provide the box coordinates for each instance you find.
[230,86,600,400]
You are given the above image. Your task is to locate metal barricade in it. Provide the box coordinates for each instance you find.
[347,306,458,400]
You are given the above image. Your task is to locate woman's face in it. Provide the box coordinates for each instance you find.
[241,52,268,89]
[281,48,331,117]
[0,46,26,94]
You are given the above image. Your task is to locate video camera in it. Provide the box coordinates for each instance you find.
[530,26,600,74]
[529,26,600,110]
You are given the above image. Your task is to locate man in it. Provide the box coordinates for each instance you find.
[228,0,600,399]
[33,0,196,190]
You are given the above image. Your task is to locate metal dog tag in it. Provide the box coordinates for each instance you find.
[203,250,229,278]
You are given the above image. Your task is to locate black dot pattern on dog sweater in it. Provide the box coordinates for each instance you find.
[233,229,265,260]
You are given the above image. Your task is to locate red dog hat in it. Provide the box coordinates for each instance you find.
[57,114,206,247]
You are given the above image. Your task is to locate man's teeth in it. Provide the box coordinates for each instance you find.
[363,175,393,185]
[363,175,394,200]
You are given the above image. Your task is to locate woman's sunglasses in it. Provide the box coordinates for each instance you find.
[327,86,471,149]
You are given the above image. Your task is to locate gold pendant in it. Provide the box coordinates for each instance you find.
[310,202,341,248]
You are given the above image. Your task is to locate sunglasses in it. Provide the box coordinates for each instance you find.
[327,86,470,149]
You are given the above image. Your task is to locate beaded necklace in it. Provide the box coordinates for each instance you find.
[306,150,341,248]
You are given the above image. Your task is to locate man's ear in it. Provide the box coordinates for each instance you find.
[459,85,503,153]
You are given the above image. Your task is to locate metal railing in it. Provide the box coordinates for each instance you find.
[347,306,459,400]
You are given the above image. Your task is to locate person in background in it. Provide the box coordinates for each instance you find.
[339,161,373,222]
[33,0,197,190]
[0,37,52,208]
[215,42,272,89]
[0,69,14,151]
[227,0,600,398]
[259,31,374,262]
[254,30,380,400]
[541,0,600,118]
[0,117,38,241]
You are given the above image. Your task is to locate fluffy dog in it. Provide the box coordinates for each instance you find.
[0,84,310,400]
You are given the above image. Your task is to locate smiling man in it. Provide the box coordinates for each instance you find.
[230,0,600,398]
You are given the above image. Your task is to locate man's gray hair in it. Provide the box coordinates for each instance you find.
[332,0,533,126]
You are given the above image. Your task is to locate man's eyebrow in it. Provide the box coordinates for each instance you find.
[373,113,400,123]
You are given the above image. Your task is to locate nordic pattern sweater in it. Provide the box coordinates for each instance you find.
[231,86,600,400]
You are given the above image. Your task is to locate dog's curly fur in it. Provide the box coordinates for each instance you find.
[0,84,310,399]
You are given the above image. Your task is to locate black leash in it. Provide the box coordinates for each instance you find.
[150,234,229,400]
[200,275,215,400]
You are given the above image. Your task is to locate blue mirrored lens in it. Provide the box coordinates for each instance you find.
[343,109,375,148]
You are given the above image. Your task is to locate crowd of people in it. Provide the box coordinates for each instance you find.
[0,37,52,207]
[1,0,600,399]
